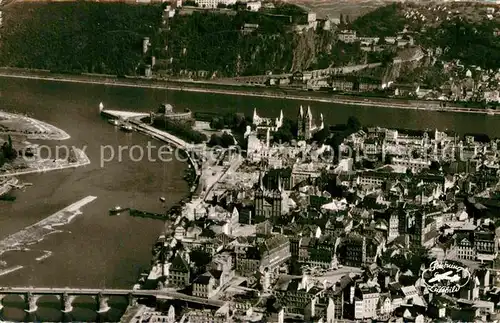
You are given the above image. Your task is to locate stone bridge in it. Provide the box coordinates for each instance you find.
[0,287,226,313]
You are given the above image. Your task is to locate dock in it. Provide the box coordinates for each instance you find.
[129,208,166,220]
[109,207,167,220]
[100,109,149,120]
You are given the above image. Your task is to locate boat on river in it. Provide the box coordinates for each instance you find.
[109,205,124,215]
[120,123,133,132]
[108,119,120,126]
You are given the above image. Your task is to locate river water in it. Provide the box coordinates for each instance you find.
[0,77,499,321]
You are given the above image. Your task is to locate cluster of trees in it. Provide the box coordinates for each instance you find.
[166,10,298,76]
[272,118,297,144]
[0,136,17,167]
[207,132,235,148]
[424,18,500,70]
[151,118,207,144]
[0,3,162,75]
[324,116,362,148]
[208,112,252,148]
[350,3,407,37]
[312,40,370,70]
[209,112,249,133]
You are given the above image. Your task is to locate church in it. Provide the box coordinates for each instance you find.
[252,108,284,132]
[297,105,324,140]
[254,172,291,219]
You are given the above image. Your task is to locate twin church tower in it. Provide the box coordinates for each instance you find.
[251,105,324,141]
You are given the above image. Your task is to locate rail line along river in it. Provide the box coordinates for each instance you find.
[0,76,499,321]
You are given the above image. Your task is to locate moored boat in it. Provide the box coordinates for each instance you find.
[109,205,123,215]
[108,119,120,126]
[120,123,133,132]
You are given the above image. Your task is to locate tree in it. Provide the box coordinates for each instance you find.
[210,117,225,130]
[208,134,223,147]
[273,127,293,143]
[430,160,441,172]
[340,13,344,26]
[312,128,329,145]
[2,136,17,160]
[190,249,211,268]
[346,116,361,132]
[220,132,234,147]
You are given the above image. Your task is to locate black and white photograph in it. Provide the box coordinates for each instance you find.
[0,0,500,321]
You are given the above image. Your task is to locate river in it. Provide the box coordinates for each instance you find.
[0,77,499,321]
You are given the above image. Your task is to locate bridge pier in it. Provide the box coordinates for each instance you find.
[128,293,136,307]
[61,293,75,313]
[96,293,110,313]
[24,292,39,313]
[0,294,5,310]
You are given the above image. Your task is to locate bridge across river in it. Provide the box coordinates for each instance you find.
[0,287,226,313]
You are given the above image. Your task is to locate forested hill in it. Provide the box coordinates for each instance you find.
[0,2,382,77]
[0,2,162,75]
[421,18,500,70]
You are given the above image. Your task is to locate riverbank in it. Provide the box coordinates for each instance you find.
[0,147,90,178]
[0,69,496,116]
[0,110,70,140]
[0,110,89,177]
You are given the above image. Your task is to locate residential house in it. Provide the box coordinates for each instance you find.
[236,246,261,276]
[192,269,222,298]
[354,286,380,320]
[167,252,191,288]
[259,234,291,274]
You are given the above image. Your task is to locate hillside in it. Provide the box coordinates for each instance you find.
[0,2,162,75]
[162,9,382,77]
[350,3,407,36]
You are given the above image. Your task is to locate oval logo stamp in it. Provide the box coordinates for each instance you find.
[422,260,471,293]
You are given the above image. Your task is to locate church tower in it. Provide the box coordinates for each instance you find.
[297,105,313,140]
[254,171,265,218]
[297,105,305,140]
[304,106,313,140]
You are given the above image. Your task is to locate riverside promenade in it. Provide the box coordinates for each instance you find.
[1,71,497,116]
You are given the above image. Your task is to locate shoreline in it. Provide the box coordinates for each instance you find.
[0,110,70,141]
[0,71,497,116]
[0,148,91,178]
[0,195,98,263]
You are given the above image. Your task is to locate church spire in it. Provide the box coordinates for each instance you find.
[307,106,312,119]
[253,108,258,123]
[298,105,304,118]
